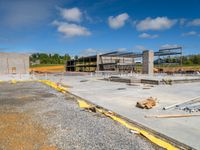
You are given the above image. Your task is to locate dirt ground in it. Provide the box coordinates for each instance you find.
[0,112,57,150]
[0,82,161,150]
[30,66,65,73]
[0,82,58,150]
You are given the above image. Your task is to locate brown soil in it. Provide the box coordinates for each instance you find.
[0,112,57,150]
[30,66,65,73]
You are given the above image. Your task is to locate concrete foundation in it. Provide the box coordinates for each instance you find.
[46,74,200,149]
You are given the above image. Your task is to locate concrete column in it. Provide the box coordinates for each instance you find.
[142,50,154,75]
[96,54,100,71]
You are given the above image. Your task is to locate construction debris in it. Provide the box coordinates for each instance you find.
[145,113,200,118]
[162,79,173,85]
[130,130,140,134]
[86,107,97,113]
[177,102,200,113]
[163,96,200,110]
[80,79,88,82]
[142,87,151,90]
[136,97,157,109]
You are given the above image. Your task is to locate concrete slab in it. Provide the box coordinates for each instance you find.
[48,74,200,149]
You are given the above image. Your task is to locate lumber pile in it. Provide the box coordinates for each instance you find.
[136,97,157,109]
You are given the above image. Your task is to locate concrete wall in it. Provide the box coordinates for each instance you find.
[0,52,29,74]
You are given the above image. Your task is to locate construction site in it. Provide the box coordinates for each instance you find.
[0,46,200,150]
[2,0,200,149]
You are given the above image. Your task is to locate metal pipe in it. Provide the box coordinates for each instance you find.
[163,96,200,110]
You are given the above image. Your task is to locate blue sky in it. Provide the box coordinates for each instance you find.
[0,0,200,56]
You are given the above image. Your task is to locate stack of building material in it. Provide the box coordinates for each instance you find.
[177,101,200,113]
[163,96,200,113]
[136,97,157,109]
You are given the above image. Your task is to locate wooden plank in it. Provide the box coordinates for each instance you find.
[145,113,200,118]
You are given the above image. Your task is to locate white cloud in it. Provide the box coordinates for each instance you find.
[182,31,198,36]
[188,18,200,26]
[108,13,129,29]
[60,7,82,22]
[138,33,159,39]
[136,17,177,31]
[161,44,180,49]
[53,21,91,37]
[81,48,97,56]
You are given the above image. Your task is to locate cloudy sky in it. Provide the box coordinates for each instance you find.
[0,0,200,55]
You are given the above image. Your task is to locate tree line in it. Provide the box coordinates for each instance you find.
[30,53,200,66]
[30,53,73,65]
[155,54,200,65]
[182,55,200,65]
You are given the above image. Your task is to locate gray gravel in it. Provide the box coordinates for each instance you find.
[0,82,162,150]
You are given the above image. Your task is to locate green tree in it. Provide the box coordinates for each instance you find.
[74,55,78,59]
[39,53,49,64]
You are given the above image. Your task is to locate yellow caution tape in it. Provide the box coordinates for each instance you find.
[37,80,67,93]
[78,100,94,109]
[11,79,17,84]
[105,113,179,150]
[78,100,179,150]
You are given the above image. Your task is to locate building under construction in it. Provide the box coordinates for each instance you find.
[66,47,183,74]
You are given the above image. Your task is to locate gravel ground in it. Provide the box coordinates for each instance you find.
[0,82,162,150]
